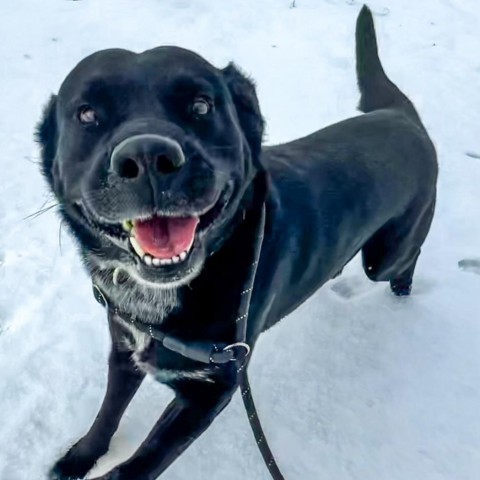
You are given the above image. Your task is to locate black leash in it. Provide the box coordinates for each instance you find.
[240,371,285,479]
[233,201,285,479]
[230,202,285,480]
[92,198,285,480]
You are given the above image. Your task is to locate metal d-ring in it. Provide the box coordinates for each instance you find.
[223,342,251,362]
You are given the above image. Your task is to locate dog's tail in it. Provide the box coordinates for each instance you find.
[355,5,421,123]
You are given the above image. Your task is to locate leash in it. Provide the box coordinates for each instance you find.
[92,196,285,479]
[232,202,285,480]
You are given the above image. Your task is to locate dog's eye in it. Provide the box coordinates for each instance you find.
[78,105,99,126]
[191,98,211,117]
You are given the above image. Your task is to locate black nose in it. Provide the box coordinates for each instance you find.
[110,134,185,179]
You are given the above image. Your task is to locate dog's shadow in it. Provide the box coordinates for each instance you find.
[329,272,436,301]
[329,274,379,301]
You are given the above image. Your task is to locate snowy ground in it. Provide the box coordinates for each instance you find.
[1,0,479,479]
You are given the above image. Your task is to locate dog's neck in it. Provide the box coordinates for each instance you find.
[90,263,181,324]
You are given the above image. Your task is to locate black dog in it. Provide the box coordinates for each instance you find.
[38,6,437,480]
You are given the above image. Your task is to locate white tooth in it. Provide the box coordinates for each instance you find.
[172,256,181,264]
[179,251,187,261]
[129,236,145,257]
[160,258,173,265]
[144,255,153,266]
[152,258,161,267]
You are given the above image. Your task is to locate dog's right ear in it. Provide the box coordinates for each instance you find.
[35,95,58,189]
[222,63,264,166]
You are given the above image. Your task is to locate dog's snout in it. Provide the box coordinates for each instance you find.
[111,134,185,179]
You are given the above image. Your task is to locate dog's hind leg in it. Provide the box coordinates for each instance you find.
[362,199,435,296]
[49,343,146,480]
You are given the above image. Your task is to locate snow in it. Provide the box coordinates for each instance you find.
[1,0,479,478]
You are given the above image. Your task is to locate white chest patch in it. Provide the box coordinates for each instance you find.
[91,262,215,383]
[115,315,216,384]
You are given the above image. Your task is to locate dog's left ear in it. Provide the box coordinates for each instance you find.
[35,95,58,190]
[222,63,264,163]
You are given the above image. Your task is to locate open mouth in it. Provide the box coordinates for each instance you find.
[124,216,199,267]
[77,182,234,269]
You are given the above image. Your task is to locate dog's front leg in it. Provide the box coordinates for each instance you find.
[50,346,146,480]
[91,375,238,480]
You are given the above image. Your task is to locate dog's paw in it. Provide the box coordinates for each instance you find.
[390,280,412,297]
[49,444,99,480]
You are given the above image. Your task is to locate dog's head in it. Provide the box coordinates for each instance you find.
[37,47,264,288]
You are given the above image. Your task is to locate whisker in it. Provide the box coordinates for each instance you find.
[187,152,231,178]
[198,162,230,179]
[24,155,42,165]
[23,203,58,221]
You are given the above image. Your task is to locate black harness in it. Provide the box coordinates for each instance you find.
[92,201,286,480]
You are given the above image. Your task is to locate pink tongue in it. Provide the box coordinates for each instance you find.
[134,216,199,259]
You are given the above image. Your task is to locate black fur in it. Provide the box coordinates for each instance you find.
[36,94,58,190]
[39,7,437,480]
[222,62,265,162]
